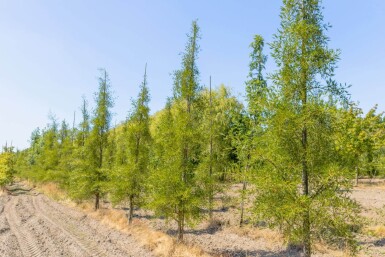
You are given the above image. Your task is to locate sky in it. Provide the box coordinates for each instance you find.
[0,1,384,150]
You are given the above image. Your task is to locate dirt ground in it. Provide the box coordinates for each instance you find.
[351,180,385,257]
[133,182,385,257]
[0,183,153,257]
[1,180,385,257]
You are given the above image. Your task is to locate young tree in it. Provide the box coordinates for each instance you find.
[88,69,114,210]
[198,84,242,220]
[227,108,253,227]
[68,97,92,200]
[0,143,16,189]
[28,127,42,166]
[149,20,203,241]
[245,35,268,123]
[236,34,268,227]
[57,119,73,185]
[255,0,360,255]
[37,114,60,176]
[77,96,91,147]
[111,65,151,224]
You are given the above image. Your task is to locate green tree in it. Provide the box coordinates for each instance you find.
[198,84,242,220]
[238,34,269,227]
[77,96,91,147]
[0,143,16,189]
[68,97,92,200]
[35,114,60,179]
[111,65,151,224]
[57,119,73,186]
[88,69,114,210]
[245,35,268,123]
[149,21,203,241]
[255,0,360,255]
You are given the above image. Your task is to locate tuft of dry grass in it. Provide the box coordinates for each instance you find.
[313,242,346,257]
[37,182,68,201]
[228,226,284,250]
[355,178,385,190]
[364,225,385,237]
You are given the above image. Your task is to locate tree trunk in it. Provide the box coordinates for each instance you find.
[355,166,359,186]
[128,194,134,225]
[177,209,184,241]
[208,75,214,220]
[300,1,311,252]
[240,179,247,227]
[95,192,100,210]
[302,126,311,257]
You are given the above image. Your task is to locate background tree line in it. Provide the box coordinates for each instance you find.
[5,1,385,256]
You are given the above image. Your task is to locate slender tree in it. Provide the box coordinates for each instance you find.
[111,65,151,224]
[149,20,202,241]
[245,35,268,123]
[254,0,359,255]
[88,69,114,210]
[198,84,242,220]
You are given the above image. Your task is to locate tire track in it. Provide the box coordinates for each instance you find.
[36,194,153,257]
[33,195,110,256]
[4,196,46,257]
[15,195,90,257]
[1,184,153,257]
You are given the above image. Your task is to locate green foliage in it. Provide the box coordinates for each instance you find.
[148,20,204,240]
[0,145,16,187]
[110,66,151,223]
[335,104,385,179]
[197,85,242,218]
[85,69,114,209]
[252,0,361,255]
[246,35,268,122]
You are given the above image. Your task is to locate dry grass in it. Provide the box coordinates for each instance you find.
[28,181,211,257]
[364,225,385,237]
[36,182,68,201]
[355,178,385,190]
[227,226,284,250]
[313,242,347,257]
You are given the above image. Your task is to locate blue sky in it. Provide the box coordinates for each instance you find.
[1,1,384,149]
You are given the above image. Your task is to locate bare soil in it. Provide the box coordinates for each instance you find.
[1,180,385,257]
[0,183,153,257]
[351,179,385,257]
[133,182,385,257]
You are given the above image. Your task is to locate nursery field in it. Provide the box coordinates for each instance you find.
[1,181,385,257]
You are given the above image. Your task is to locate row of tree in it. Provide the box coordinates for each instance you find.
[6,1,385,256]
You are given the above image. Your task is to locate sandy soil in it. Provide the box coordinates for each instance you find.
[131,182,385,257]
[0,183,153,257]
[350,180,385,257]
[1,180,385,257]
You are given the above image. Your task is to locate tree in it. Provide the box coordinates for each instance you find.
[245,35,268,123]
[237,34,269,227]
[88,69,114,210]
[68,97,92,200]
[111,65,151,224]
[77,96,91,147]
[0,143,16,189]
[149,20,203,241]
[198,84,242,220]
[57,119,73,186]
[254,0,360,255]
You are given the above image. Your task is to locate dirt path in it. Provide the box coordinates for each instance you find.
[0,185,153,257]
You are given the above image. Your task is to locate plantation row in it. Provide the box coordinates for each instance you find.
[1,1,385,256]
